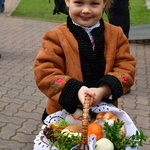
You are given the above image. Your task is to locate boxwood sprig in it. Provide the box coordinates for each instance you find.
[103,119,148,150]
[50,129,83,150]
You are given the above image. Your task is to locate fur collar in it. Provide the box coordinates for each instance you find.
[67,16,106,87]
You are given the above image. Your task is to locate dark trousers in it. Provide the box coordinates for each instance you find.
[53,0,68,15]
[107,0,130,38]
[0,0,2,12]
[0,0,5,12]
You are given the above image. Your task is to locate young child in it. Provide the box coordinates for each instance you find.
[34,0,136,123]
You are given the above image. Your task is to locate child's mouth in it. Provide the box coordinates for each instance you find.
[80,16,91,21]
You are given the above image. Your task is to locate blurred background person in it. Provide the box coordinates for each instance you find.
[107,0,130,38]
[0,0,5,13]
[0,0,2,12]
[106,0,131,94]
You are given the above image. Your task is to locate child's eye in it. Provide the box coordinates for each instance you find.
[74,1,82,4]
[91,2,99,5]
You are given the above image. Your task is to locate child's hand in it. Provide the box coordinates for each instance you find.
[89,87,105,106]
[90,85,111,106]
[78,86,96,106]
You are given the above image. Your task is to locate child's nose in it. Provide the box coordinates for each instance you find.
[82,7,91,13]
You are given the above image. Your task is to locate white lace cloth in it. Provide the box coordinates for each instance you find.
[33,102,140,150]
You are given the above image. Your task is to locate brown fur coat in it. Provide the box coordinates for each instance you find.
[34,21,136,115]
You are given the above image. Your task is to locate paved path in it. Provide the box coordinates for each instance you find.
[129,25,150,41]
[0,1,150,150]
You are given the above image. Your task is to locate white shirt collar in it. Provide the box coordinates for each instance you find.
[72,20,100,50]
[72,21,100,32]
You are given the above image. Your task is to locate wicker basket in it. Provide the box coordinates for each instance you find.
[34,95,139,150]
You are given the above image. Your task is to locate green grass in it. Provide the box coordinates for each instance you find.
[12,0,67,22]
[129,0,150,25]
[12,0,150,25]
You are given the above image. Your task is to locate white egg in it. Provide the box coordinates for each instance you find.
[95,138,114,150]
[65,108,83,125]
[73,108,83,118]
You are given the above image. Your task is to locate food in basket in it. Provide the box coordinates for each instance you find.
[65,108,83,125]
[43,120,83,150]
[43,120,82,139]
[42,111,148,150]
[95,112,126,136]
[103,118,148,150]
[88,122,103,140]
[95,138,114,150]
[89,112,147,150]
[61,125,82,137]
[43,120,68,141]
[42,112,119,149]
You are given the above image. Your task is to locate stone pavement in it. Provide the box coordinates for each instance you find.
[129,25,150,41]
[0,1,150,150]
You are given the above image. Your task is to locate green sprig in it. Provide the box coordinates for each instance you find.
[103,120,148,150]
[50,129,83,150]
[56,120,68,127]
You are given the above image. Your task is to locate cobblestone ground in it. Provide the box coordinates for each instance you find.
[0,1,150,150]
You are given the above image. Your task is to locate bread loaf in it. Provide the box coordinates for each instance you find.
[95,112,126,135]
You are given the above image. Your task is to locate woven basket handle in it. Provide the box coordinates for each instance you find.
[78,95,91,150]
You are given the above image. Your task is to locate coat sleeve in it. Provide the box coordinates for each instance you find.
[111,28,136,93]
[98,26,136,101]
[34,29,71,100]
[34,29,84,114]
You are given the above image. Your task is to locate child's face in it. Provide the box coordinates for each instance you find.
[65,0,106,27]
